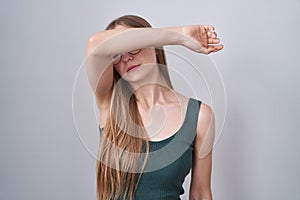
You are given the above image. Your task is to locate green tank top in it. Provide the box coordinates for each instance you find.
[99,97,201,200]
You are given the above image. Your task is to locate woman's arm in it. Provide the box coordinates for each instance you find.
[86,25,223,102]
[86,27,185,101]
[190,103,216,200]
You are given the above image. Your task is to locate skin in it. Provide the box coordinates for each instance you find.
[86,23,222,200]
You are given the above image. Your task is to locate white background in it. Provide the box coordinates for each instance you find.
[1,0,299,199]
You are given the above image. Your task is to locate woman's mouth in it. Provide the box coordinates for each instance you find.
[127,64,140,72]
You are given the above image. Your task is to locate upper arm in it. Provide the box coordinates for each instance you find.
[86,34,114,103]
[189,102,215,200]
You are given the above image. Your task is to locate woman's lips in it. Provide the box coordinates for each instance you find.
[127,64,140,72]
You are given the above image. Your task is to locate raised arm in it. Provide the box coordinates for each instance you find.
[86,25,223,102]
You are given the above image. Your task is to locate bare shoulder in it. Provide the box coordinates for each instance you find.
[195,102,215,158]
[197,102,215,130]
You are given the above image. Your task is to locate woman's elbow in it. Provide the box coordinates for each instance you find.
[189,190,212,200]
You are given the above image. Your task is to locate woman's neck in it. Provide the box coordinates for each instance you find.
[134,83,181,112]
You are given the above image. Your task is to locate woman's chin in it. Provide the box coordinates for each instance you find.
[122,66,145,82]
[122,74,144,84]
[121,63,158,84]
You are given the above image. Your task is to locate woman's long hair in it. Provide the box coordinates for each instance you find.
[96,15,173,200]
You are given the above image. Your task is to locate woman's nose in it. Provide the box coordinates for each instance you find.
[122,52,133,62]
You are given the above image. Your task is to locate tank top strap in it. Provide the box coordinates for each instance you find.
[176,97,202,147]
[184,97,202,131]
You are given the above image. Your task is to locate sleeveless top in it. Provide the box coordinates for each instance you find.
[98,97,201,200]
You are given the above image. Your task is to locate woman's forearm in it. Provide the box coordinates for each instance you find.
[88,26,185,57]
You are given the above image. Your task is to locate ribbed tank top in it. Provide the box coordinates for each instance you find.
[98,97,201,200]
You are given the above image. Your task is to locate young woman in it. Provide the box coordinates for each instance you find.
[86,15,223,200]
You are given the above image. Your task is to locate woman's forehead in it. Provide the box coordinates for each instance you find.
[113,24,132,30]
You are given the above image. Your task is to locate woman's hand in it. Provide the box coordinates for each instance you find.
[180,25,223,54]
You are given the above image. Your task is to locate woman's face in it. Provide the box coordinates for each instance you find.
[112,25,158,83]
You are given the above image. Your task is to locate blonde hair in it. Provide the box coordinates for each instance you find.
[96,15,173,200]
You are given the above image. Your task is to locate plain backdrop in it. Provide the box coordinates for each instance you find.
[1,0,299,200]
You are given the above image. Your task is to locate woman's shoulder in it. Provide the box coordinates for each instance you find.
[195,101,215,140]
[198,102,214,120]
[192,96,213,125]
